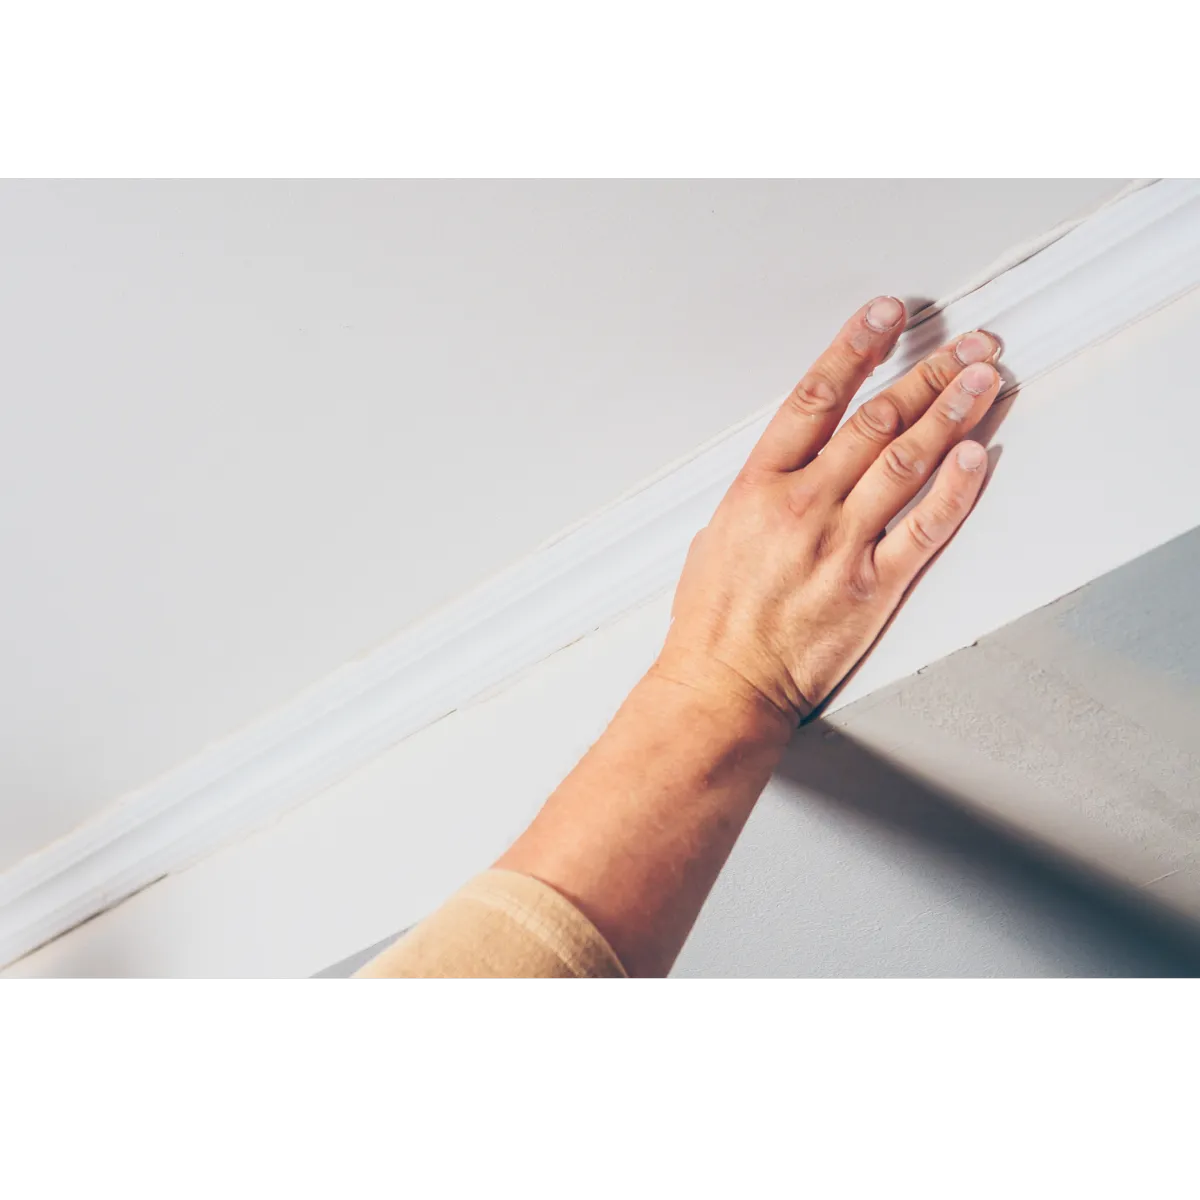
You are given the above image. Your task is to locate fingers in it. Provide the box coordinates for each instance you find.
[873,439,989,582]
[810,329,1001,495]
[745,296,906,475]
[842,360,1002,539]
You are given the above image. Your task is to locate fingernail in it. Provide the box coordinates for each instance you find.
[956,441,987,471]
[864,296,904,332]
[959,363,996,395]
[954,332,999,365]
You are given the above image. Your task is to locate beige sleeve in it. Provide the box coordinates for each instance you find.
[353,868,628,978]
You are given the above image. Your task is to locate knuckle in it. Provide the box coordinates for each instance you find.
[907,512,943,552]
[881,442,925,485]
[851,395,901,444]
[908,496,962,552]
[865,387,911,430]
[841,328,877,362]
[785,475,821,522]
[842,551,880,602]
[787,373,841,418]
[936,386,978,427]
[917,354,960,395]
[932,490,966,524]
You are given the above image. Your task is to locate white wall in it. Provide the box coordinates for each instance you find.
[9,283,1200,978]
[0,180,1123,868]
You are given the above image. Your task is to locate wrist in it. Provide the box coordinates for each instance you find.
[641,652,796,752]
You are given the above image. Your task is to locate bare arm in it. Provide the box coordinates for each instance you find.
[496,669,791,977]
[497,296,1001,976]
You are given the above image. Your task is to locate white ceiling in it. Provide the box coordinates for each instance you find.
[0,179,1124,870]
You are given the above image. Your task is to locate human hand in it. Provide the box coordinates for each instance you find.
[653,296,1001,730]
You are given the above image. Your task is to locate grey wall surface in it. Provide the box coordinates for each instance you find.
[324,528,1200,979]
[673,527,1200,977]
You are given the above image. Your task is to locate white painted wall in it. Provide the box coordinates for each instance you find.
[0,180,1123,869]
[9,282,1200,978]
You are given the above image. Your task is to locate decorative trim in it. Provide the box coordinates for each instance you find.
[4,179,1200,969]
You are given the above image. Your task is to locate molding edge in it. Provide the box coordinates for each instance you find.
[4,178,1200,968]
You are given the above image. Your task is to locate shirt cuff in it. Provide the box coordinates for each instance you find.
[354,868,627,978]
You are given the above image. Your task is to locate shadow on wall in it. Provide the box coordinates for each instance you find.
[326,715,1200,979]
[770,721,1200,978]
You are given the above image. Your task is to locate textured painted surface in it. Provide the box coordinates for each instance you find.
[1057,528,1200,690]
[674,527,1200,977]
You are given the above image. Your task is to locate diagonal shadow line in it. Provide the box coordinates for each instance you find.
[776,720,1200,976]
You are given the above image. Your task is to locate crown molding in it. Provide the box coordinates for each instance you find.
[3,178,1200,969]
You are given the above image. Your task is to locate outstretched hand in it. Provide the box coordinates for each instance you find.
[654,296,1001,729]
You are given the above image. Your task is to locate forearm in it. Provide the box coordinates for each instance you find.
[495,662,792,977]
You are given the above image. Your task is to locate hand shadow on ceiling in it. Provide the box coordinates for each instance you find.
[774,720,1200,978]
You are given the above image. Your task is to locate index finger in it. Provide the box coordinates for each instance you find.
[744,296,906,476]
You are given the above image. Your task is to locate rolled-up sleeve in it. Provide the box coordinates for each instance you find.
[354,869,627,979]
